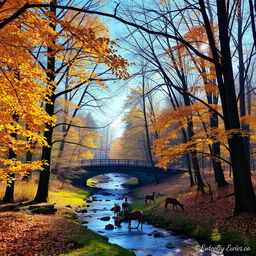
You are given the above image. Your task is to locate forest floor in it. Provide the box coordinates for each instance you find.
[130,171,256,255]
[0,175,134,256]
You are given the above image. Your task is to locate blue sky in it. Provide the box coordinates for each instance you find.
[94,2,136,140]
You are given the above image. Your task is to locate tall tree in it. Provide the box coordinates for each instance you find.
[0,0,55,185]
[34,2,130,202]
[200,0,256,214]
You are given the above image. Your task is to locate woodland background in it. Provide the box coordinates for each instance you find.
[0,0,256,218]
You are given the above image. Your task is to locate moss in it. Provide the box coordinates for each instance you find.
[61,223,135,256]
[220,230,245,245]
[87,178,101,187]
[49,189,90,209]
[130,199,160,212]
[122,178,138,186]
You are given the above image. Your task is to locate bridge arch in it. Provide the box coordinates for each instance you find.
[86,171,139,187]
[69,159,186,188]
[78,159,185,187]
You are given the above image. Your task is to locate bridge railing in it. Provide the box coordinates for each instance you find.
[81,159,153,167]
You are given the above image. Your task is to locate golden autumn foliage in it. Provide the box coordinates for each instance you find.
[0,0,57,182]
[167,23,219,97]
[50,11,131,86]
[117,108,148,160]
[108,139,123,159]
[153,102,247,169]
[0,0,131,182]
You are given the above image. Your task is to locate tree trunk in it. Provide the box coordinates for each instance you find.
[208,95,228,187]
[22,150,33,181]
[3,118,18,203]
[181,70,205,192]
[216,0,256,214]
[199,0,256,215]
[187,121,205,193]
[52,72,69,174]
[237,2,251,169]
[34,1,56,203]
[249,0,256,47]
[2,174,15,203]
[34,101,55,202]
[170,49,205,192]
[142,71,154,166]
[167,83,195,186]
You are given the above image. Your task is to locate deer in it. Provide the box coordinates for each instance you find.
[122,197,129,214]
[115,210,143,229]
[145,192,156,204]
[111,203,121,217]
[164,197,184,211]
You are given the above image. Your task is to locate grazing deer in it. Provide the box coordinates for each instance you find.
[145,192,155,204]
[122,197,129,213]
[112,203,121,217]
[115,210,143,229]
[164,197,184,211]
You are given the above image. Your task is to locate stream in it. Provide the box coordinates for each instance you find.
[79,173,224,256]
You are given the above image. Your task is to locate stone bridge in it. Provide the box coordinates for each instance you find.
[72,159,186,187]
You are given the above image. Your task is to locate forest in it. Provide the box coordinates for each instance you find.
[0,0,256,255]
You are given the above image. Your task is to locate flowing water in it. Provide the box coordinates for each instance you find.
[79,173,224,256]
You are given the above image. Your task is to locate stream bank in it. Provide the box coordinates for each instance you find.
[129,175,256,256]
[0,174,134,256]
[78,173,220,256]
[53,181,135,256]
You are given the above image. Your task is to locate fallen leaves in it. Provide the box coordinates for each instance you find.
[138,174,256,238]
[0,211,81,255]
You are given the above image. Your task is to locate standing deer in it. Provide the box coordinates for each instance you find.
[145,192,156,204]
[115,210,143,229]
[111,203,121,217]
[122,197,129,213]
[164,197,184,211]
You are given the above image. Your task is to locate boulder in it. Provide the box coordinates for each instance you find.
[80,220,89,224]
[165,243,175,249]
[153,231,165,238]
[105,224,114,230]
[76,208,88,213]
[100,216,111,221]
